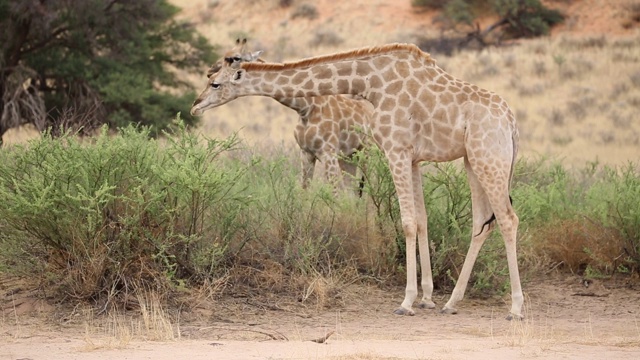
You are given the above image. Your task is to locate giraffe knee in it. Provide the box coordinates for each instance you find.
[401,221,417,239]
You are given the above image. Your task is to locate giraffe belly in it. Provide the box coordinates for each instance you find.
[413,128,466,163]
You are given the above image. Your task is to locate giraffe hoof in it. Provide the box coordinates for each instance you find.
[393,307,415,316]
[506,313,524,321]
[418,300,436,310]
[440,306,457,315]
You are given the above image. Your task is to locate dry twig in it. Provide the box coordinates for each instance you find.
[310,330,335,344]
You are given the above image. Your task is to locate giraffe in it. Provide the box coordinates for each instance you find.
[191,43,523,320]
[205,39,374,193]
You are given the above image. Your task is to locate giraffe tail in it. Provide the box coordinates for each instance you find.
[357,174,365,198]
[475,126,518,237]
[508,125,519,193]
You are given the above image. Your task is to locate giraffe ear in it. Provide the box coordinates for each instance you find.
[207,61,223,77]
[242,50,263,62]
[231,69,245,83]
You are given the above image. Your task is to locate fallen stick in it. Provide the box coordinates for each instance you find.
[310,330,335,344]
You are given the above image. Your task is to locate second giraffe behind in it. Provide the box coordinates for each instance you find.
[191,43,523,320]
[204,39,373,194]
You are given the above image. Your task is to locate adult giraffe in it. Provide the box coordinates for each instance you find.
[205,39,373,193]
[191,43,523,320]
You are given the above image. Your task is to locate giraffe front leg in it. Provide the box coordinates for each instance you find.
[411,164,435,310]
[387,155,418,316]
[338,157,360,195]
[323,155,344,192]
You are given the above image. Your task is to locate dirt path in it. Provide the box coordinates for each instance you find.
[2,275,639,359]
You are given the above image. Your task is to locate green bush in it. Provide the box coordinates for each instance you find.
[0,120,250,306]
[513,159,640,276]
[1,127,638,310]
[586,164,640,272]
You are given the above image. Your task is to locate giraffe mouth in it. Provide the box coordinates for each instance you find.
[190,105,205,116]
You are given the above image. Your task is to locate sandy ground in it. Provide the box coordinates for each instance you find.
[2,274,639,359]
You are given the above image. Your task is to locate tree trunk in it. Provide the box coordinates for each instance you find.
[0,82,6,148]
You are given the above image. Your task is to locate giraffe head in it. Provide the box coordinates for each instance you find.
[207,38,264,76]
[191,39,263,116]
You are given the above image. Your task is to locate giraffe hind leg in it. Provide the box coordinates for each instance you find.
[443,157,523,319]
[442,157,497,314]
[475,196,512,237]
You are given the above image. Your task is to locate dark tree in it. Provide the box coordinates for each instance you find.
[413,0,564,53]
[0,0,216,146]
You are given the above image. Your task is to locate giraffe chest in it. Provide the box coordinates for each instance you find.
[294,116,361,156]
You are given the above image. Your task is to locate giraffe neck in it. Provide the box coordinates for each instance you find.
[236,44,437,107]
[239,63,365,100]
[191,44,444,118]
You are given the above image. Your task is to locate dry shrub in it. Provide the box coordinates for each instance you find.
[566,100,587,121]
[547,108,565,126]
[329,200,397,277]
[223,258,354,310]
[60,245,110,300]
[559,36,607,50]
[135,290,178,341]
[611,111,632,129]
[299,273,335,309]
[537,219,626,276]
[628,96,640,109]
[309,29,344,47]
[417,36,464,57]
[630,71,640,89]
[83,288,178,348]
[622,1,640,29]
[517,83,545,97]
[227,259,288,294]
[532,60,547,76]
[291,3,318,20]
[598,131,616,145]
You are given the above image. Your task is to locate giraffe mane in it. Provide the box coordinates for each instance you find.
[240,43,434,71]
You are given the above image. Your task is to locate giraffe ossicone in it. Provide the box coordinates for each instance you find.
[191,43,524,320]
[200,38,373,194]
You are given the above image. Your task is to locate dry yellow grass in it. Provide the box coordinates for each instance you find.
[81,290,179,350]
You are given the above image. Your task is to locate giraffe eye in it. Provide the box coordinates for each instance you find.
[232,56,242,62]
[211,83,221,89]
